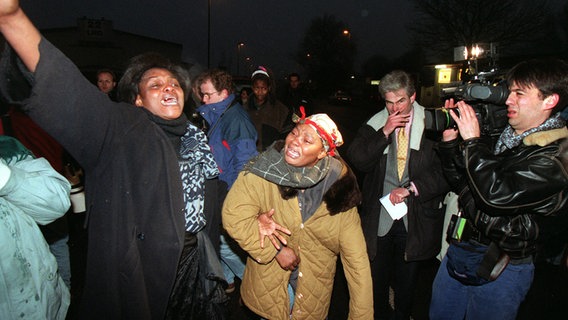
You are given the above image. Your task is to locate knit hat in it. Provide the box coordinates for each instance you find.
[251,66,270,79]
[295,106,343,156]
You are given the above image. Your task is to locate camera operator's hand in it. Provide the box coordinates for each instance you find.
[450,101,481,140]
[383,111,410,137]
[442,98,459,141]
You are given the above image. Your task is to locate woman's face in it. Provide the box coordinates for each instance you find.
[252,79,269,105]
[284,123,327,167]
[135,68,185,120]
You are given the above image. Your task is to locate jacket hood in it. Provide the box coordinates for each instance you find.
[196,94,237,126]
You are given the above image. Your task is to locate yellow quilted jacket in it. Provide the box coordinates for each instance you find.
[223,163,373,320]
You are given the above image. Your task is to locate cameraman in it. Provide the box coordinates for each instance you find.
[430,58,568,319]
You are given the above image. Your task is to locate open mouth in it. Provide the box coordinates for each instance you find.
[286,148,300,159]
[161,96,178,106]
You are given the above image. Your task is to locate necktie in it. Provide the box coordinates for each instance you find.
[397,127,408,180]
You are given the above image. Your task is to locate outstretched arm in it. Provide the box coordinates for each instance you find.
[0,0,41,71]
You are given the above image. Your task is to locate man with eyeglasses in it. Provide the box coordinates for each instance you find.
[194,69,258,294]
[347,70,450,320]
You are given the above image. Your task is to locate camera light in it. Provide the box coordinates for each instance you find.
[470,44,484,59]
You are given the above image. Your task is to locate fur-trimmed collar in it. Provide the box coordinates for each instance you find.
[523,127,568,147]
[272,141,362,215]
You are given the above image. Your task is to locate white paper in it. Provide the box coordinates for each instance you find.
[380,193,408,220]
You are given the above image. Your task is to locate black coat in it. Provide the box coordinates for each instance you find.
[438,129,568,259]
[347,107,450,262]
[2,39,185,319]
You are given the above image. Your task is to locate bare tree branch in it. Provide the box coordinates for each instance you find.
[409,0,551,62]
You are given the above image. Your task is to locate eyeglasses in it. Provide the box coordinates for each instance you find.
[200,91,219,99]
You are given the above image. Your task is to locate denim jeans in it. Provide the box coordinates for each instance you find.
[219,234,246,284]
[49,235,71,289]
[430,253,534,320]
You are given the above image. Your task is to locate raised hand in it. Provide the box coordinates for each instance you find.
[442,98,459,141]
[0,0,19,18]
[0,0,41,72]
[451,100,481,140]
[383,110,410,137]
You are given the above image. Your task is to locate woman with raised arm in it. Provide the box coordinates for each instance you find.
[0,1,227,319]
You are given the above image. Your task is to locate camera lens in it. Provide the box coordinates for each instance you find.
[424,108,458,131]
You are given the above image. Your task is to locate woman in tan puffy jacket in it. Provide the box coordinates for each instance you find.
[223,109,373,319]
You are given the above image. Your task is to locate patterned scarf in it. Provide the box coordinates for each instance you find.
[494,113,566,155]
[245,142,330,188]
[147,110,219,232]
[179,124,219,232]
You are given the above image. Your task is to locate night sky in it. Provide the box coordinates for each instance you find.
[20,0,567,78]
[21,0,416,77]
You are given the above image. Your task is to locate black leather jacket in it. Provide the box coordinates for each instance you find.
[438,128,568,259]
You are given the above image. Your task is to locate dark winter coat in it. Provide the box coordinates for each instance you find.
[347,104,450,261]
[438,127,568,259]
[1,38,185,319]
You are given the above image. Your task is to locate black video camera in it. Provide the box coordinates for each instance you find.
[425,81,509,137]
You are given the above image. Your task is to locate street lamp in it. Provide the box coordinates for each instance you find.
[343,29,351,40]
[245,56,253,74]
[207,0,211,68]
[236,42,245,76]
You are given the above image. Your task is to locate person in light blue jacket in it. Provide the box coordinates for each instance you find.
[0,135,71,320]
